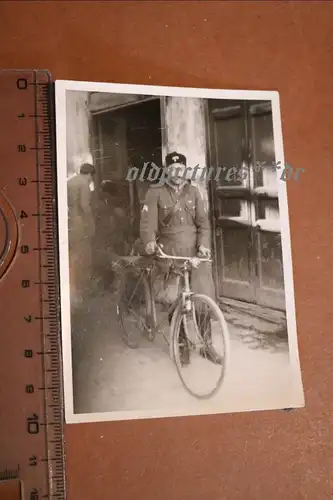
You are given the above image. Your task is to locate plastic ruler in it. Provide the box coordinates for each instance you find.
[0,69,66,500]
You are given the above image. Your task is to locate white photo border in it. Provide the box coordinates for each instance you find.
[55,80,305,424]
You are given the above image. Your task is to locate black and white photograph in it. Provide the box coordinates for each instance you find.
[55,80,304,423]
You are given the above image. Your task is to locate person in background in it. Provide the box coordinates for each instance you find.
[67,161,96,305]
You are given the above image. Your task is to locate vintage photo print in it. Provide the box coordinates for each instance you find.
[55,80,304,423]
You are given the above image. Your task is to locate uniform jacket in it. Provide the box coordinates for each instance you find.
[140,182,216,301]
[140,182,210,250]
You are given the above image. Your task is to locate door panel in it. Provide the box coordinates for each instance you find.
[222,229,252,282]
[249,103,285,309]
[256,229,285,309]
[208,99,285,311]
[209,100,256,302]
[250,103,277,190]
[257,230,284,289]
[218,227,255,301]
[212,106,245,188]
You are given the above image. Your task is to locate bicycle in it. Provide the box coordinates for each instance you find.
[115,245,230,399]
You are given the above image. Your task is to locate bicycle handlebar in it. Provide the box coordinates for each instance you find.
[155,244,212,263]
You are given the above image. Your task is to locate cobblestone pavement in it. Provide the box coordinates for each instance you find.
[70,289,298,419]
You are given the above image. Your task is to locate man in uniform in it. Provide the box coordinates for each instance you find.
[140,152,222,366]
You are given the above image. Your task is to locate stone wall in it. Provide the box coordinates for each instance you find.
[66,91,95,306]
[66,90,91,178]
[162,96,209,207]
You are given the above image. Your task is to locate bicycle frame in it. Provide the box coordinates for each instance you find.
[154,244,212,313]
[117,247,229,399]
[117,246,212,341]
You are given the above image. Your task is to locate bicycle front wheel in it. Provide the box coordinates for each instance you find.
[171,293,230,399]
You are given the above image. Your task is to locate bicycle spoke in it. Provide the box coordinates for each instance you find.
[172,294,230,399]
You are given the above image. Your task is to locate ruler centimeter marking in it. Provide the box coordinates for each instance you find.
[0,70,65,500]
[33,72,66,500]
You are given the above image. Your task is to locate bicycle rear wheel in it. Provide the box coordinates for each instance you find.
[170,293,230,399]
[117,268,156,348]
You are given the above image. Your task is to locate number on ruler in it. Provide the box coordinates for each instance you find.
[16,78,28,90]
[21,245,30,254]
[24,349,33,358]
[18,112,25,118]
[24,314,32,323]
[29,455,37,467]
[36,83,45,99]
[21,279,30,288]
[30,489,39,500]
[18,177,28,186]
[26,384,34,394]
[18,144,26,153]
[20,210,28,219]
[27,414,40,434]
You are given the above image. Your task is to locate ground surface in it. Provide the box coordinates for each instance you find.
[70,288,296,419]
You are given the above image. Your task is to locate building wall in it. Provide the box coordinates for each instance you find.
[66,91,95,305]
[162,97,209,206]
[66,90,91,178]
[88,92,152,113]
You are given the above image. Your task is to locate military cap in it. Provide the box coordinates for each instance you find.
[165,151,187,167]
[80,163,95,175]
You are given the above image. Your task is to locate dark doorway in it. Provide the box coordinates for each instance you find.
[90,98,162,243]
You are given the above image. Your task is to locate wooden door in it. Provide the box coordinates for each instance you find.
[207,99,285,311]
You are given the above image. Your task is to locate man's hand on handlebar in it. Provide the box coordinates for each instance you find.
[198,244,211,259]
[145,241,164,255]
[144,242,211,262]
[145,241,157,255]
